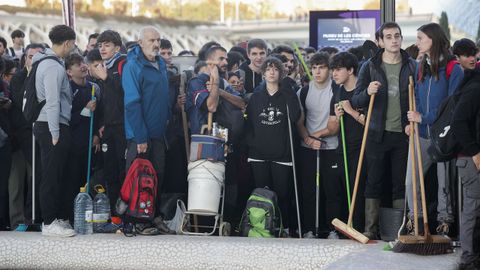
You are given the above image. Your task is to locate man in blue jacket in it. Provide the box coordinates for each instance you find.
[122,26,171,214]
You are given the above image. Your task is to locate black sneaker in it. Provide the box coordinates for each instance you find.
[153,216,176,235]
[458,262,479,270]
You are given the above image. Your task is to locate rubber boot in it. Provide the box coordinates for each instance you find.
[392,199,405,209]
[363,198,380,239]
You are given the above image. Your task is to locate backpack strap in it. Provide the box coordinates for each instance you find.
[299,85,309,114]
[117,58,127,76]
[445,59,459,81]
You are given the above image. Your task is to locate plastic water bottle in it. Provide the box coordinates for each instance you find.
[93,185,111,232]
[74,186,93,235]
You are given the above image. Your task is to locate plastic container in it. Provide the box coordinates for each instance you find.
[74,186,93,235]
[379,207,404,241]
[93,185,111,233]
[187,160,225,213]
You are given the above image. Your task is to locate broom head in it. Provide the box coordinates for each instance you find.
[332,218,369,244]
[392,234,452,255]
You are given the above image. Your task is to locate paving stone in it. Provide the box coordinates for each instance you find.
[0,232,460,270]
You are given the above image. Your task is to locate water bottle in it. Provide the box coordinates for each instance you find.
[74,186,93,235]
[93,185,111,232]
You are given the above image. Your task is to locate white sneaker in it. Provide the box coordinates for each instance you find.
[58,219,73,230]
[42,219,76,237]
[303,231,316,239]
[327,230,339,239]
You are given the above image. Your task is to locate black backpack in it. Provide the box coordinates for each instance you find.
[214,79,245,144]
[22,56,61,123]
[427,93,462,162]
[239,187,283,238]
[426,61,464,162]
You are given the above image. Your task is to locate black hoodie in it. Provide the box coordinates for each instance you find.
[246,82,300,162]
[240,61,263,94]
[452,68,480,157]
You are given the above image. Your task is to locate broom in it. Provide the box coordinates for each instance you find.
[332,94,376,244]
[392,77,452,255]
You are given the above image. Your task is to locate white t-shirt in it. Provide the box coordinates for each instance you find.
[297,80,338,150]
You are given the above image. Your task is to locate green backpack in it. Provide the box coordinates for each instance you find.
[239,187,283,238]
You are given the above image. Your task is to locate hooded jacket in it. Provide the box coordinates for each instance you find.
[415,57,464,138]
[33,48,72,140]
[122,45,171,144]
[97,53,126,127]
[452,68,480,157]
[352,49,416,143]
[246,82,301,162]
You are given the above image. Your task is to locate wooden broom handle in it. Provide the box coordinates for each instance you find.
[409,76,419,236]
[348,93,375,227]
[179,73,191,158]
[412,84,431,237]
[207,75,214,135]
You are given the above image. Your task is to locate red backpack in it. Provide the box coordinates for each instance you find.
[120,158,158,222]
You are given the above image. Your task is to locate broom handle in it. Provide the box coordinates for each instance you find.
[86,84,95,195]
[340,115,351,211]
[32,122,35,222]
[413,88,431,237]
[348,94,375,227]
[179,73,190,158]
[408,76,419,236]
[207,75,214,135]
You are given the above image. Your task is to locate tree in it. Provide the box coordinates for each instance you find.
[439,11,451,40]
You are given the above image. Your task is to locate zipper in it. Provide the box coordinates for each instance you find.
[426,77,432,137]
[249,195,276,217]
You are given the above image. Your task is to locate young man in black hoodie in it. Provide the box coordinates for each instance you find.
[240,39,267,94]
[89,30,126,215]
[330,52,366,232]
[246,56,300,234]
[64,54,100,222]
[272,45,299,94]
[352,22,416,239]
[452,68,480,270]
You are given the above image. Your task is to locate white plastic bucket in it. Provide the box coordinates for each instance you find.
[187,160,225,213]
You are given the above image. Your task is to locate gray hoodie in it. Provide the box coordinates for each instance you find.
[33,48,72,140]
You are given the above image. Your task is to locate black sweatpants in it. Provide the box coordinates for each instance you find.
[250,161,293,228]
[164,136,188,194]
[338,146,366,231]
[34,122,71,225]
[61,148,88,222]
[299,147,341,233]
[365,131,408,200]
[102,124,126,214]
[0,141,11,230]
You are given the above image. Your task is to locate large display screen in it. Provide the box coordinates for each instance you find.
[309,10,381,51]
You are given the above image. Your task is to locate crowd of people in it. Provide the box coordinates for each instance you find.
[0,20,480,269]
